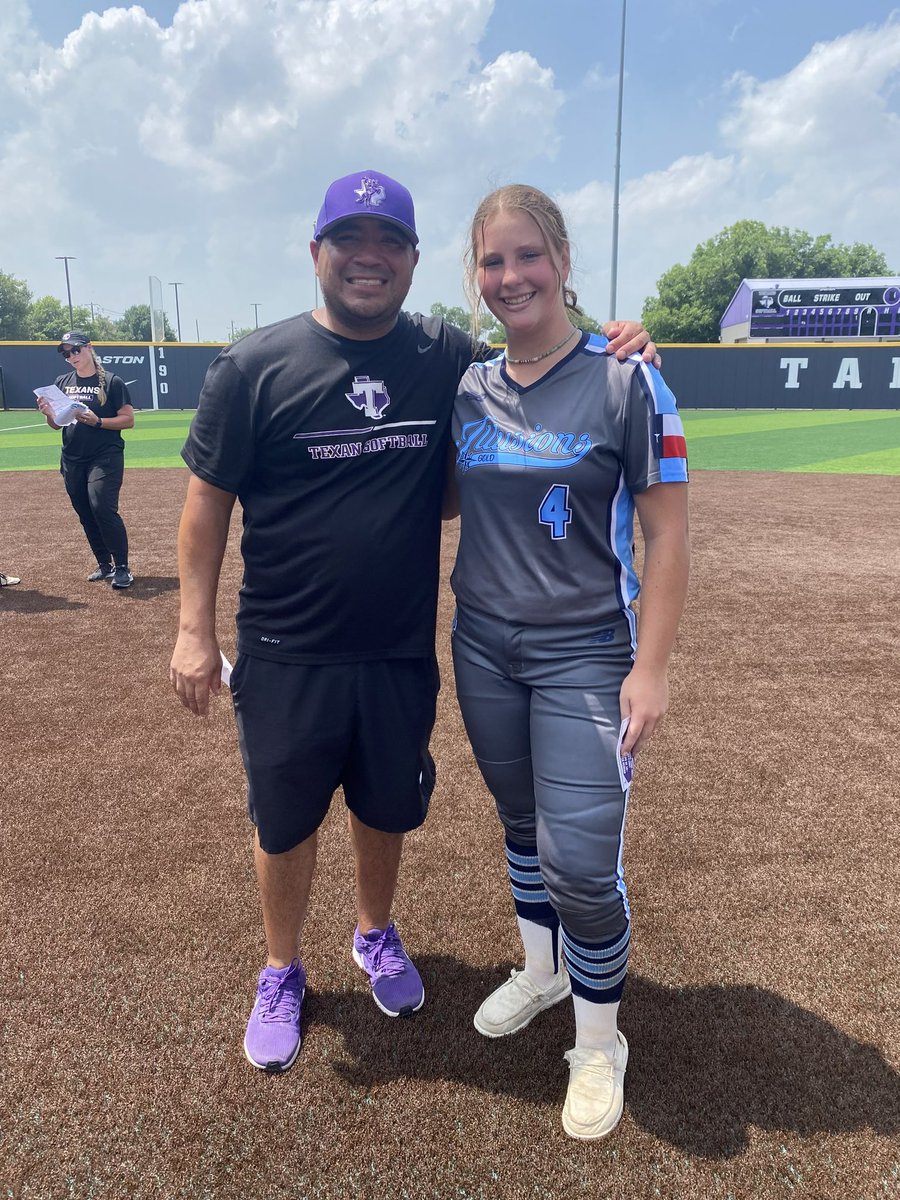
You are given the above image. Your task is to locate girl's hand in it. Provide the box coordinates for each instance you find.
[619,665,669,756]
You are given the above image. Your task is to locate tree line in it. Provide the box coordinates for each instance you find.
[0,271,177,342]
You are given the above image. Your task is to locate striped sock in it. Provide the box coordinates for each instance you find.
[562,924,630,1004]
[505,836,560,975]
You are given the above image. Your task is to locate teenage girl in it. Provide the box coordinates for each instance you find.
[449,185,690,1139]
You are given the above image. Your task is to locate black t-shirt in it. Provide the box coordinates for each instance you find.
[182,311,488,664]
[54,371,130,461]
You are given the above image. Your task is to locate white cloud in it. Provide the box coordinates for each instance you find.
[582,64,618,91]
[622,154,737,218]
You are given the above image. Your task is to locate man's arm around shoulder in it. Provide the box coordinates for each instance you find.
[170,474,237,717]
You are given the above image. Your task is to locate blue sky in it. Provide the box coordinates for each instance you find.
[4,0,899,340]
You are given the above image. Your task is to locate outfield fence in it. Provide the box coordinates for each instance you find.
[1,339,899,411]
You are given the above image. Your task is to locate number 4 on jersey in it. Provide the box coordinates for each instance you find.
[538,483,572,540]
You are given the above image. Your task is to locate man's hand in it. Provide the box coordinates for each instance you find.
[170,474,236,716]
[170,630,222,717]
[602,320,661,368]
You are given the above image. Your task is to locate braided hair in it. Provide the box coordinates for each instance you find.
[85,345,108,406]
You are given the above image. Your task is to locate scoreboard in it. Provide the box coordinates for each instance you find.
[749,284,900,339]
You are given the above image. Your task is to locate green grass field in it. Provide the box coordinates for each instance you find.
[0,410,191,472]
[2,407,899,474]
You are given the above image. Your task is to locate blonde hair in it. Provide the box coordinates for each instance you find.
[85,344,108,406]
[464,184,582,339]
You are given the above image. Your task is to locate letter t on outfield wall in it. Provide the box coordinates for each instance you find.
[780,358,809,389]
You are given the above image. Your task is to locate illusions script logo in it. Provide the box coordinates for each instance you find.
[456,416,592,472]
[354,177,386,209]
[346,376,391,419]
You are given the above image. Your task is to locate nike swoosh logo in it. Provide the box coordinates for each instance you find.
[417,343,433,354]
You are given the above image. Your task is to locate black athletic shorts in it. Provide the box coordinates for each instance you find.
[230,654,439,854]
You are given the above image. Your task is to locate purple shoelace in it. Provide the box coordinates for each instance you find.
[362,925,406,977]
[258,967,301,1023]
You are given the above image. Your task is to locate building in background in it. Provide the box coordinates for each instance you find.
[721,278,900,343]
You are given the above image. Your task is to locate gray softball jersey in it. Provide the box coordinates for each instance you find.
[450,332,688,630]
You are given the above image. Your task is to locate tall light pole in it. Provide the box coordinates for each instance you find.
[56,256,76,328]
[251,303,261,329]
[169,282,183,341]
[608,0,627,320]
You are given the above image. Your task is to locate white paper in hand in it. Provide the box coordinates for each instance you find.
[220,652,233,687]
[34,384,89,427]
[616,717,635,792]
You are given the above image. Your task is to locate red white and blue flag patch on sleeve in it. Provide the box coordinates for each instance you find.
[653,412,688,479]
[636,361,689,483]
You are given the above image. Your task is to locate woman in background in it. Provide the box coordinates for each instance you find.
[450,185,690,1139]
[37,331,135,589]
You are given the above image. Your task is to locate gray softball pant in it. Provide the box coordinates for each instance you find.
[451,602,634,945]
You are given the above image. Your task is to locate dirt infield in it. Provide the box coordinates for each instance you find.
[1,467,898,1200]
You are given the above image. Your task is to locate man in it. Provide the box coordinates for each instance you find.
[170,169,656,1074]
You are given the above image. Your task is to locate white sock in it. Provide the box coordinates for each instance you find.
[517,917,561,988]
[573,995,619,1058]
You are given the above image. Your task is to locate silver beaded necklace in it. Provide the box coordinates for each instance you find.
[505,326,578,365]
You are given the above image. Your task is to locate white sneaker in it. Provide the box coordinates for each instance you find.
[473,967,571,1038]
[562,1032,629,1140]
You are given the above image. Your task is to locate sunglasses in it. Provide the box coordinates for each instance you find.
[61,346,86,359]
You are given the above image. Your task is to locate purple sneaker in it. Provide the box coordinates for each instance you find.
[243,959,305,1073]
[352,923,424,1017]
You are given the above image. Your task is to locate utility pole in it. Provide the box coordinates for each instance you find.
[252,303,261,329]
[169,282,183,341]
[609,0,627,319]
[56,256,76,327]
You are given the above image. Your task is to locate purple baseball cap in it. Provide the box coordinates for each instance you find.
[314,170,418,246]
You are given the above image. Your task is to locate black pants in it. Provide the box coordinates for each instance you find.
[61,450,129,566]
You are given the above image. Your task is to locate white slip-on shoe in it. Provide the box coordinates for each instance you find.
[473,967,571,1038]
[562,1032,629,1140]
